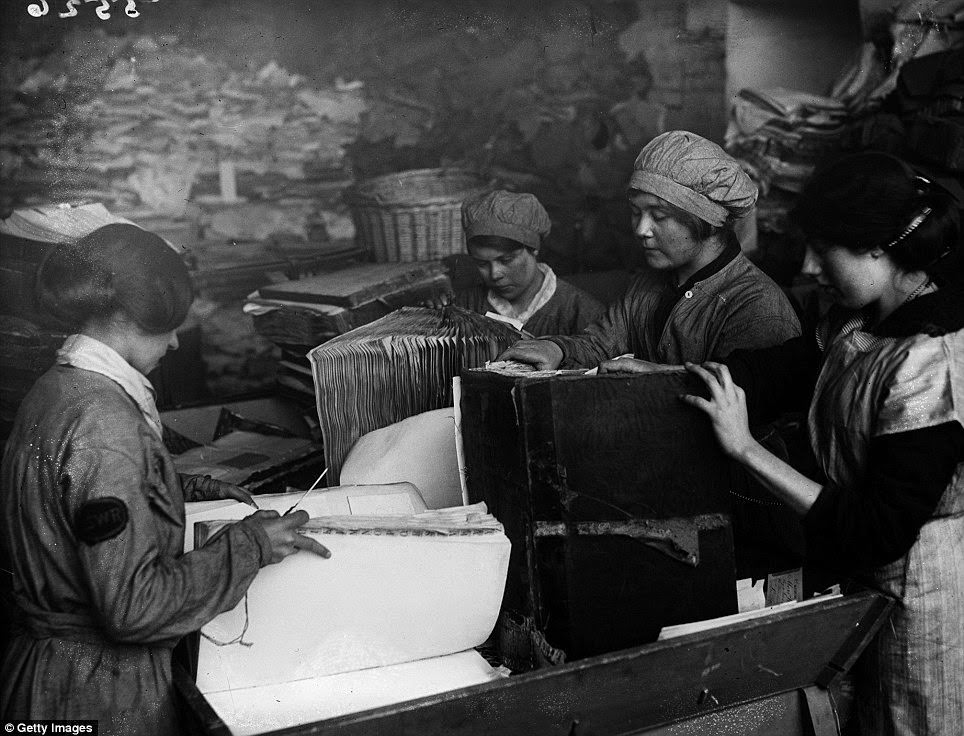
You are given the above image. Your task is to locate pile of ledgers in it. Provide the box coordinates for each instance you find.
[184,484,511,735]
[1,31,365,220]
[244,262,452,412]
[725,88,849,194]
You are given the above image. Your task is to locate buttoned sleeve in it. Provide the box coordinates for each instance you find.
[545,281,642,368]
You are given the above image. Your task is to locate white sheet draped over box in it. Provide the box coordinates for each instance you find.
[187,491,511,732]
[340,408,464,509]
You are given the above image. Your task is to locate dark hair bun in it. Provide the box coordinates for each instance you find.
[791,152,961,277]
[36,223,193,333]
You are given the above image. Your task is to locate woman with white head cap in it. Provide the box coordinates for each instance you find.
[501,130,800,369]
[442,190,604,336]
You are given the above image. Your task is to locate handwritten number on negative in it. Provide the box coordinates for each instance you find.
[85,0,110,20]
[29,0,149,18]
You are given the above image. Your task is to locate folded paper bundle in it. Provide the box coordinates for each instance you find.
[308,305,521,483]
[182,482,429,552]
[187,489,510,732]
[195,502,511,691]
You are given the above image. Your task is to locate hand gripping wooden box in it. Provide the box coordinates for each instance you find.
[458,369,739,660]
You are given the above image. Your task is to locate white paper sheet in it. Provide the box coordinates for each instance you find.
[657,593,843,639]
[204,649,502,736]
[183,483,427,552]
[196,518,510,691]
[340,408,463,509]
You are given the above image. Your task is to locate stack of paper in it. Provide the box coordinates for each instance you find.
[1,31,363,213]
[244,261,452,347]
[182,482,428,552]
[725,87,850,194]
[193,501,511,733]
[308,306,521,483]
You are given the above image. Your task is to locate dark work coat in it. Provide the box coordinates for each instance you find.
[0,366,271,736]
[454,278,605,336]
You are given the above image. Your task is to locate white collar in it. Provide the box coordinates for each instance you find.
[57,334,163,439]
[486,263,557,326]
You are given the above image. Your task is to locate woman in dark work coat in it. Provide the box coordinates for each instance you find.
[444,189,605,336]
[0,224,330,736]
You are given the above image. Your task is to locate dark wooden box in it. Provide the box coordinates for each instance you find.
[459,369,738,659]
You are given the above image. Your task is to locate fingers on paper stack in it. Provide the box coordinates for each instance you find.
[184,304,522,734]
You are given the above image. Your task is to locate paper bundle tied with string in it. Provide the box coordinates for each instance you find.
[308,305,522,484]
[193,497,511,700]
[188,488,511,732]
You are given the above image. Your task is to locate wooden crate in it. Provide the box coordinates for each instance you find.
[459,369,738,659]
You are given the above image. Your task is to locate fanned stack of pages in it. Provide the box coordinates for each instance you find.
[186,485,511,735]
[308,305,521,483]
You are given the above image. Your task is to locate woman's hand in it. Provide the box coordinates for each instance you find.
[679,361,757,459]
[598,356,685,374]
[422,291,455,309]
[498,339,563,370]
[182,474,258,507]
[249,510,331,564]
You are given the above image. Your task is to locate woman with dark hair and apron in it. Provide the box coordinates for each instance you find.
[0,224,330,736]
[610,152,963,735]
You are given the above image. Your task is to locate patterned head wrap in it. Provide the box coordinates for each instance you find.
[462,190,551,249]
[629,130,758,227]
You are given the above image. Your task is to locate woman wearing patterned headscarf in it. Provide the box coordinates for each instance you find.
[673,152,963,735]
[0,224,331,735]
[501,130,800,369]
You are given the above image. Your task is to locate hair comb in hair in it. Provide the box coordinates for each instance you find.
[883,206,933,250]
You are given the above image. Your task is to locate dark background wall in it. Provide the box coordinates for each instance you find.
[2,0,729,271]
[0,0,731,399]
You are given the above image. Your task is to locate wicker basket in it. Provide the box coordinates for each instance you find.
[346,168,491,262]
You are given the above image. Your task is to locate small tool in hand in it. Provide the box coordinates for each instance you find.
[284,467,329,514]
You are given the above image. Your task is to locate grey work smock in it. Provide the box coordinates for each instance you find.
[0,365,271,736]
[547,251,801,366]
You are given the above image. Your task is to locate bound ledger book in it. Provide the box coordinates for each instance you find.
[308,306,521,484]
[186,489,511,735]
